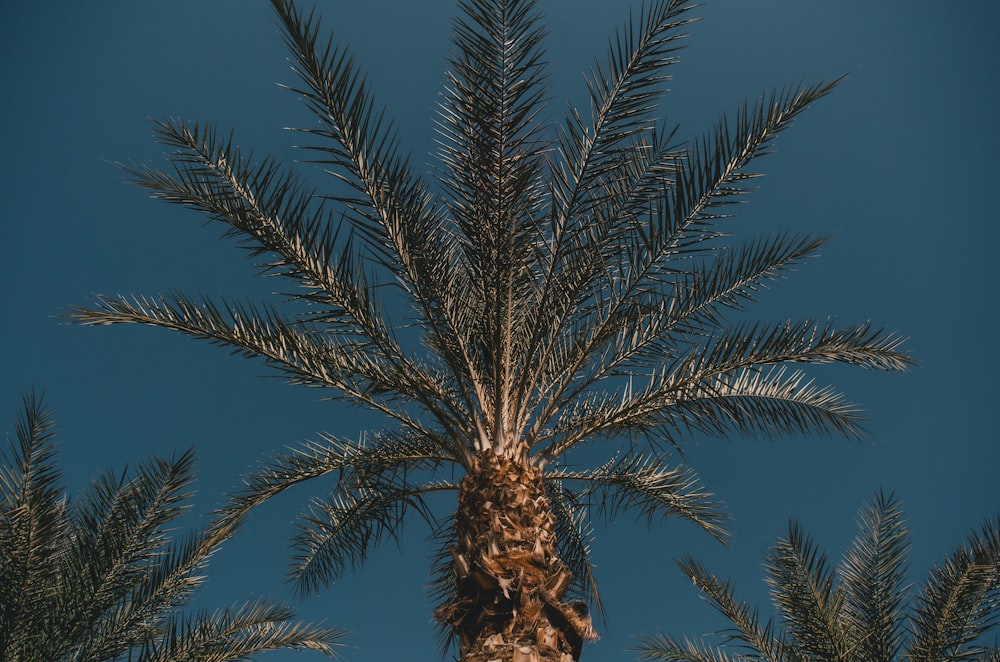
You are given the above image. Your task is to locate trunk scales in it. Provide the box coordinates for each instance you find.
[436,446,597,662]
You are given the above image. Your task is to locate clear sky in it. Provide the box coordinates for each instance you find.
[3,1,999,660]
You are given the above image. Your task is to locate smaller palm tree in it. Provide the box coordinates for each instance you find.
[636,491,1000,661]
[0,391,344,662]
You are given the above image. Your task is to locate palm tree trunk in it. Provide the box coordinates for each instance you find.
[436,446,597,661]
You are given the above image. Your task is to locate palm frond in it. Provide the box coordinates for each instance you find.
[221,429,459,529]
[57,450,199,661]
[121,117,391,339]
[551,0,696,217]
[545,480,604,615]
[271,0,490,452]
[69,293,465,436]
[0,392,66,660]
[657,496,1000,662]
[0,395,338,661]
[675,554,789,660]
[542,365,866,461]
[291,478,458,595]
[908,514,1000,660]
[72,512,245,661]
[427,516,463,657]
[689,319,913,374]
[551,453,727,542]
[653,80,843,255]
[271,0,434,265]
[436,0,552,451]
[271,0,461,361]
[138,600,345,662]
[663,367,864,441]
[838,490,910,660]
[634,633,746,662]
[764,520,848,660]
[0,391,62,510]
[654,233,828,335]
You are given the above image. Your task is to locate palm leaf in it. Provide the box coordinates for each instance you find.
[657,81,843,249]
[648,495,1000,662]
[57,450,199,661]
[674,554,789,660]
[542,365,866,462]
[0,394,342,661]
[545,480,604,614]
[620,233,831,355]
[838,490,910,660]
[271,0,466,384]
[70,293,465,437]
[122,118,390,339]
[764,520,848,660]
[551,0,696,217]
[634,633,746,661]
[291,478,457,595]
[272,0,438,269]
[0,392,66,660]
[908,515,1000,660]
[221,429,459,529]
[138,600,343,661]
[552,453,727,542]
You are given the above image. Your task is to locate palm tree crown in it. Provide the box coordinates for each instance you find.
[0,392,342,661]
[71,0,913,659]
[638,492,1000,661]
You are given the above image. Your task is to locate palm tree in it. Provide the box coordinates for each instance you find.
[637,492,1000,661]
[70,0,914,659]
[0,392,343,661]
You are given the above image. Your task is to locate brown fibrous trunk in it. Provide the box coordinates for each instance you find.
[435,446,597,662]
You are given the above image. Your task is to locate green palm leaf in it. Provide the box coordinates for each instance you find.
[221,429,459,529]
[908,515,1000,660]
[546,481,603,613]
[138,600,341,662]
[0,392,66,659]
[838,490,910,660]
[551,453,727,542]
[292,478,456,595]
[671,555,789,660]
[641,494,1000,662]
[764,520,848,660]
[0,394,344,661]
[635,633,747,661]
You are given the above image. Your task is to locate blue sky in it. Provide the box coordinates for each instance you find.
[3,1,999,659]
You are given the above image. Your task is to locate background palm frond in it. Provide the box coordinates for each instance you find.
[639,494,1000,662]
[838,490,910,660]
[907,514,1000,660]
[0,391,66,659]
[764,520,847,660]
[0,393,344,661]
